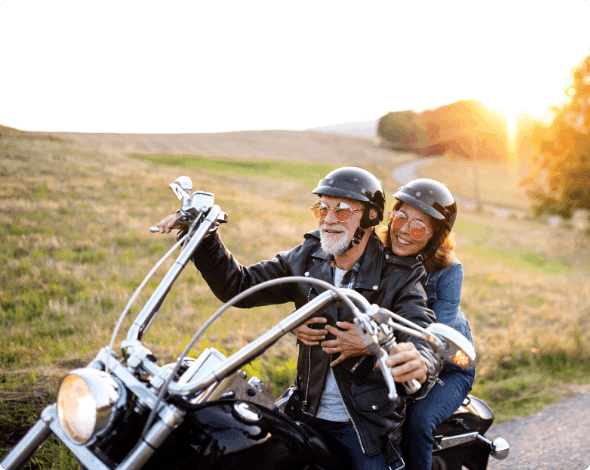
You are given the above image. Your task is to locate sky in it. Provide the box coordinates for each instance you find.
[1,0,590,134]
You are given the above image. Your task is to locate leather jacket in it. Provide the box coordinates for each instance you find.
[191,229,442,458]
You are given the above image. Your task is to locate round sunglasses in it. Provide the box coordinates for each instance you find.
[388,210,432,240]
[311,201,363,221]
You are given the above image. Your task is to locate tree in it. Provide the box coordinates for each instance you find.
[377,110,428,150]
[520,49,590,217]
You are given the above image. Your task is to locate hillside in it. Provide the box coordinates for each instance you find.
[53,128,396,164]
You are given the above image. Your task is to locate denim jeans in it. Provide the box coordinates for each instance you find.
[401,370,473,470]
[297,412,405,470]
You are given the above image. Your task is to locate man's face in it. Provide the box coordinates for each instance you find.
[316,195,365,255]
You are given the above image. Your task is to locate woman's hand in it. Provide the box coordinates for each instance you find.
[291,317,327,346]
[385,342,429,384]
[321,321,371,367]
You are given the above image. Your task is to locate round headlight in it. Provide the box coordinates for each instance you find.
[57,369,121,445]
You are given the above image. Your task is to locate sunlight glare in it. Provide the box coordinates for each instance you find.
[503,109,521,176]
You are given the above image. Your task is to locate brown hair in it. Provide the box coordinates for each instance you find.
[376,199,456,273]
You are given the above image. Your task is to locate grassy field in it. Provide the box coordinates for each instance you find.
[416,154,532,211]
[1,126,590,467]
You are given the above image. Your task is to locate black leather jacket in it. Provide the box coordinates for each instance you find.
[191,229,442,458]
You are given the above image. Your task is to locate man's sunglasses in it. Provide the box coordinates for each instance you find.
[388,210,432,241]
[311,201,363,221]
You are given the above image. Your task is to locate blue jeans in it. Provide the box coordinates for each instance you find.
[401,370,473,470]
[297,412,405,470]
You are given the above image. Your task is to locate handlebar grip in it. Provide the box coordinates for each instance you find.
[150,226,161,233]
[403,379,421,395]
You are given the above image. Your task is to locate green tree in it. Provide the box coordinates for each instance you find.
[520,49,590,217]
[377,110,428,150]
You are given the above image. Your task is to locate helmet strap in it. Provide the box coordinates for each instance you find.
[360,206,380,229]
[342,207,379,252]
[350,227,366,247]
[416,245,439,262]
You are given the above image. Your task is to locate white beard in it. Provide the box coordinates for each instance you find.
[319,224,350,255]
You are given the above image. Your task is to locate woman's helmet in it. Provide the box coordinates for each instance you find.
[393,179,457,230]
[313,167,385,228]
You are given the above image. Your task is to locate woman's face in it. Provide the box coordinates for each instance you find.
[389,203,435,257]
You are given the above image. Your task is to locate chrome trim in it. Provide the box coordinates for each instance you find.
[118,419,176,470]
[57,369,122,445]
[425,323,477,368]
[436,431,480,450]
[99,353,161,410]
[45,405,111,470]
[1,408,53,470]
[457,394,494,421]
[490,437,510,460]
[233,402,262,423]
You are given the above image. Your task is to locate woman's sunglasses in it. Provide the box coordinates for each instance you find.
[388,210,432,241]
[311,201,363,221]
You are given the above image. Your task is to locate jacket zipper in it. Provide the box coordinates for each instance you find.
[350,354,367,373]
[303,347,311,411]
[304,276,365,454]
[333,360,366,454]
[303,286,313,410]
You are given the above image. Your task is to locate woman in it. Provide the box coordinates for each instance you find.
[377,178,475,470]
[295,178,475,470]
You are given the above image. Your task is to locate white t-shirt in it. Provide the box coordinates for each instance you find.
[316,266,351,422]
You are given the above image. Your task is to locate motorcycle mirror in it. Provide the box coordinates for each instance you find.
[425,323,476,369]
[169,176,193,205]
[491,437,510,460]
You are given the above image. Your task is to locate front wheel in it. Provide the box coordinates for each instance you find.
[431,455,448,470]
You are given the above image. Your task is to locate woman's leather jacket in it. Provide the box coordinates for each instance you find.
[190,229,442,459]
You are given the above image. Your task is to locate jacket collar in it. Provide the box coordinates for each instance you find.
[305,229,383,291]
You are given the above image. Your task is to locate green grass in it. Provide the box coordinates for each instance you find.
[473,351,590,422]
[134,154,338,189]
[0,398,79,470]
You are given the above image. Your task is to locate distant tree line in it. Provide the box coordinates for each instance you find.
[377,100,509,161]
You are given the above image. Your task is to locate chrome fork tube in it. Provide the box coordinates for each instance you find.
[1,407,54,470]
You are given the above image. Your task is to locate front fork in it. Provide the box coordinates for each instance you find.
[1,405,54,470]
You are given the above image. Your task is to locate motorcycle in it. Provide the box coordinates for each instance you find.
[2,177,509,470]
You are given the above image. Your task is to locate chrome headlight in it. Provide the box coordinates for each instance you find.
[57,369,122,445]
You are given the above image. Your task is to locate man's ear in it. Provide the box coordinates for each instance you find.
[369,207,378,220]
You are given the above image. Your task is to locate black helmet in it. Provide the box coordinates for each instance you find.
[393,178,457,230]
[313,167,385,227]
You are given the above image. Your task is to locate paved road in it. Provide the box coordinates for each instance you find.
[392,157,434,185]
[392,157,470,205]
[392,156,530,217]
[485,391,590,470]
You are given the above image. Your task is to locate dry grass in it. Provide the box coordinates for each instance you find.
[416,154,532,211]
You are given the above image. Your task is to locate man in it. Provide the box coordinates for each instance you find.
[157,167,441,469]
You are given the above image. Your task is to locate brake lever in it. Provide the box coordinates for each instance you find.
[354,313,399,402]
[355,309,421,400]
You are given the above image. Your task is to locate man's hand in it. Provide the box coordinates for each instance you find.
[385,342,429,384]
[291,317,327,346]
[156,214,179,234]
[321,321,371,367]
